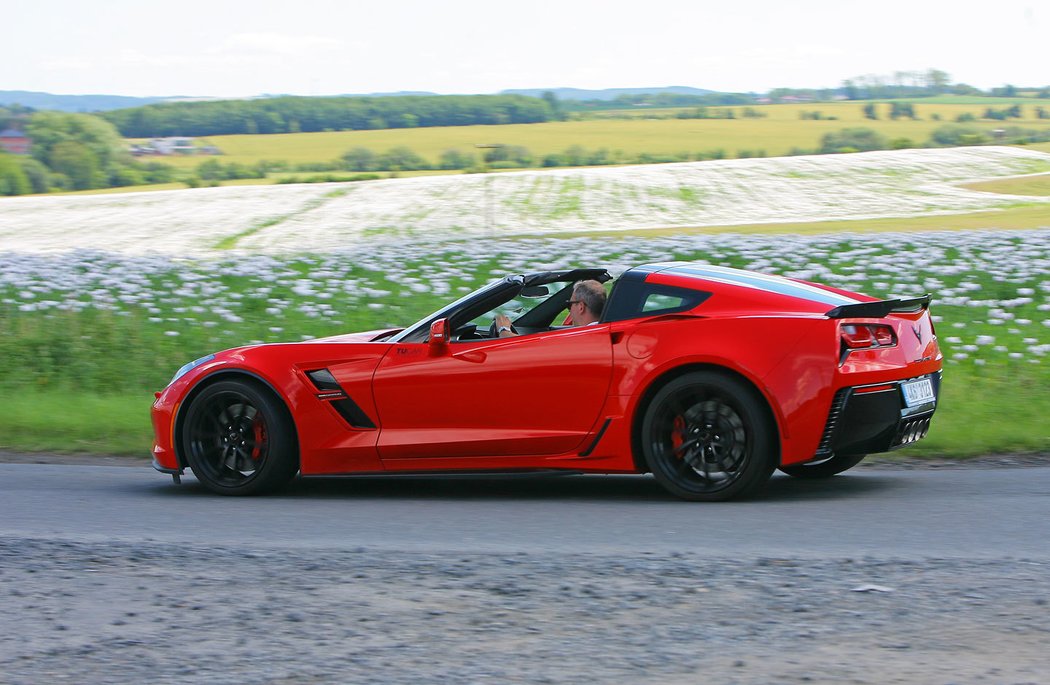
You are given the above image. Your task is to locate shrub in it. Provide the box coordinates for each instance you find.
[17,157,51,193]
[0,153,31,195]
[929,125,991,146]
[820,128,888,153]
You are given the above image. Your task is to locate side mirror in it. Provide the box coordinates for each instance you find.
[429,318,451,354]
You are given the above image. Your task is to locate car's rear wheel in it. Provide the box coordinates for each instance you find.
[641,371,776,501]
[779,453,867,479]
[182,379,298,495]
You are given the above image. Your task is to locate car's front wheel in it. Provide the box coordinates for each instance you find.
[182,379,299,495]
[641,371,776,501]
[779,453,867,479]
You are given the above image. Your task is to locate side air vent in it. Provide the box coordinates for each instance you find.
[815,388,850,458]
[305,368,377,429]
[306,368,342,393]
[329,398,377,429]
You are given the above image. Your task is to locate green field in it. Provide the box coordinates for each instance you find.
[143,100,1050,171]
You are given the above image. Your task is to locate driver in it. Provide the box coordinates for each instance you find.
[496,279,606,338]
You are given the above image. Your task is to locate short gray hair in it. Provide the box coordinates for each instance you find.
[572,279,606,317]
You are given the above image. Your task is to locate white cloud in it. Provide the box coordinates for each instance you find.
[210,32,344,58]
[40,57,93,71]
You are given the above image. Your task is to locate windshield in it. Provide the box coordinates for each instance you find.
[389,276,523,343]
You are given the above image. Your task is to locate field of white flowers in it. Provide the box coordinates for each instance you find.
[1,146,1049,255]
[2,228,1047,373]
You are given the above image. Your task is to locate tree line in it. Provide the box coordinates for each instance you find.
[100,94,556,138]
[560,91,757,113]
[818,124,1050,154]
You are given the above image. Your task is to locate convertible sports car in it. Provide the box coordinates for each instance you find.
[151,262,942,501]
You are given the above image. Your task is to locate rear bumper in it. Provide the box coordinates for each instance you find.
[815,371,941,458]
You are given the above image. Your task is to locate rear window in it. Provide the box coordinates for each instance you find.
[642,292,689,313]
[604,278,710,322]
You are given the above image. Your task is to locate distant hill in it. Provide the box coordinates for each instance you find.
[343,91,441,98]
[500,86,717,101]
[0,90,171,112]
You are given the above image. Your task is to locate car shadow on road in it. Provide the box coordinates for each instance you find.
[761,472,902,501]
[154,470,901,503]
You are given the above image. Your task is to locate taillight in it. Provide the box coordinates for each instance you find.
[841,323,897,349]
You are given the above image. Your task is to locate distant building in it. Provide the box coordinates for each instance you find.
[0,128,30,155]
[129,137,221,157]
[149,137,196,155]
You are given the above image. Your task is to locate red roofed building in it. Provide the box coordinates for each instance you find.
[0,129,31,155]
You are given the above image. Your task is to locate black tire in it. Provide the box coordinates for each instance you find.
[181,379,299,495]
[779,453,866,479]
[641,371,777,502]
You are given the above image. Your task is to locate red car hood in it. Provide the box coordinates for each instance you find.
[310,328,402,343]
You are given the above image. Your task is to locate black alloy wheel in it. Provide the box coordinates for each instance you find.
[641,371,776,502]
[779,453,867,479]
[182,379,298,495]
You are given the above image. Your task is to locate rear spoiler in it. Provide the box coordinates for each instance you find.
[825,294,931,319]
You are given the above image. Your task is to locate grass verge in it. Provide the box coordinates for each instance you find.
[0,390,154,456]
[1,371,1045,459]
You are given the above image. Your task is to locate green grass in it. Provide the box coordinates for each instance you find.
[0,370,1043,458]
[898,370,1050,456]
[0,390,154,456]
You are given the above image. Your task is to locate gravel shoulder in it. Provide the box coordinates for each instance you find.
[1,539,1047,685]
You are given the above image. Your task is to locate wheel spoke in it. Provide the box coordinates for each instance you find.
[672,436,701,454]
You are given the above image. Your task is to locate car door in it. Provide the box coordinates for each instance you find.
[371,324,613,465]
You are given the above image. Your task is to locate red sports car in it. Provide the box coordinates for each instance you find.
[151,262,942,501]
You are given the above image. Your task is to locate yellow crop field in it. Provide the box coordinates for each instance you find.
[963,174,1050,196]
[144,100,1050,171]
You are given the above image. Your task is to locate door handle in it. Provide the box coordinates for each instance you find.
[452,350,488,364]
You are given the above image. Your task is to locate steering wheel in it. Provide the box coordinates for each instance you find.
[488,318,517,338]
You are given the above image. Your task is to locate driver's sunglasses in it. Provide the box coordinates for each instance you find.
[567,300,583,307]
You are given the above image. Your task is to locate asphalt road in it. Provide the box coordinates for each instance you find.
[2,461,1048,558]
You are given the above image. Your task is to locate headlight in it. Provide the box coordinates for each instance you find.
[169,354,215,385]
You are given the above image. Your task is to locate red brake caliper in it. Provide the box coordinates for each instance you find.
[671,415,686,457]
[251,418,267,460]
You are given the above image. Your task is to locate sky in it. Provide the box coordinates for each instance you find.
[3,0,1045,98]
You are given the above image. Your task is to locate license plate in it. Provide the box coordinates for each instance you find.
[901,378,935,407]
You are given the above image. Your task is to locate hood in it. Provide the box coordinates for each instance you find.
[310,328,402,343]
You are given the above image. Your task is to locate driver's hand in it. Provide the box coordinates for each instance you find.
[495,314,514,337]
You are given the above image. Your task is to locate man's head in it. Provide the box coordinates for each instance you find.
[569,279,606,325]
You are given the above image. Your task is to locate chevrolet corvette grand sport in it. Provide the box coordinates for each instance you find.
[152,262,942,501]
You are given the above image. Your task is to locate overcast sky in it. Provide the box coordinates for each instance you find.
[4,0,1044,97]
